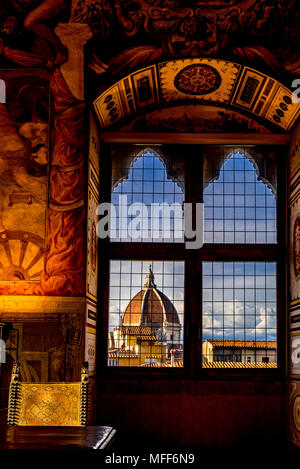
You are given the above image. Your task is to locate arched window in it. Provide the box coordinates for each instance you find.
[204,150,276,244]
[111,148,184,242]
[99,142,284,371]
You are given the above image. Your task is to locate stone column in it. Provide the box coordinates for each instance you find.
[55,23,92,100]
[55,22,98,414]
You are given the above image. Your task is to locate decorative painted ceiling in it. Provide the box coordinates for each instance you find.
[0,1,299,82]
[0,1,299,133]
[71,0,299,80]
[94,58,300,132]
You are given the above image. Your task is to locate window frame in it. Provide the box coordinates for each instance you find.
[97,135,288,380]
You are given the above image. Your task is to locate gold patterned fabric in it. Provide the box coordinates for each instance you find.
[18,383,81,426]
[7,362,89,427]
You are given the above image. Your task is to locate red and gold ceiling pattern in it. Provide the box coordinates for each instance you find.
[94,58,300,132]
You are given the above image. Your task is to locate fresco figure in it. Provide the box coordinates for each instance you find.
[11,0,69,64]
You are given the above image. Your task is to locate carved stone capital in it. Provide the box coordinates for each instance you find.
[55,23,92,100]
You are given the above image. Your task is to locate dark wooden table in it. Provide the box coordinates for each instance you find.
[0,425,116,449]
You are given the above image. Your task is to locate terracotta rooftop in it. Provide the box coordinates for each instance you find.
[202,361,277,369]
[142,360,183,367]
[108,349,139,359]
[205,340,277,349]
[120,326,157,341]
[142,360,277,368]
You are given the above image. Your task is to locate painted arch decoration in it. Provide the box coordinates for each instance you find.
[94,58,300,132]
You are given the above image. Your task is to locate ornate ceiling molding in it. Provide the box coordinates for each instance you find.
[94,58,300,132]
[70,0,299,79]
[0,1,298,79]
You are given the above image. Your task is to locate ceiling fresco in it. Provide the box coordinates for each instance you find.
[70,0,299,81]
[118,106,272,133]
[93,58,300,132]
[0,1,298,82]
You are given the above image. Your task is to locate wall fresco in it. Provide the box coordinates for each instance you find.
[290,198,300,302]
[289,120,300,448]
[5,313,84,383]
[86,112,100,302]
[290,381,300,447]
[289,123,300,305]
[87,188,98,302]
[0,70,49,284]
[119,105,272,134]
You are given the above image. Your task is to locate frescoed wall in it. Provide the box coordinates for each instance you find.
[119,105,272,133]
[289,122,300,448]
[84,112,100,422]
[6,314,85,383]
[86,113,100,303]
[0,67,87,298]
[0,70,49,284]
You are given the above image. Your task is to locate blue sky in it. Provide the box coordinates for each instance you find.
[202,261,276,342]
[111,149,276,243]
[111,150,184,242]
[109,151,277,346]
[204,152,276,243]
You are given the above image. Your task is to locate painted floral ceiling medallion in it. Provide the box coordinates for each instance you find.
[174,64,222,96]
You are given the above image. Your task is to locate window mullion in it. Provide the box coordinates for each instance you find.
[184,145,204,374]
[98,142,113,371]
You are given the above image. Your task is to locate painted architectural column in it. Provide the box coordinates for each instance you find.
[55,23,92,100]
[56,22,98,411]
